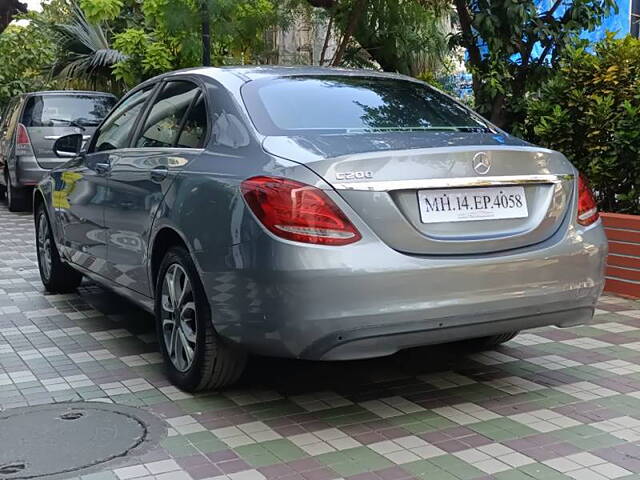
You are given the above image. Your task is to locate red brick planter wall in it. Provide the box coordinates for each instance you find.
[601,212,640,299]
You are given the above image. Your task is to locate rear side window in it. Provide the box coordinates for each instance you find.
[0,101,12,131]
[3,99,22,140]
[176,94,207,148]
[0,99,18,138]
[242,76,491,135]
[135,81,201,148]
[22,94,115,128]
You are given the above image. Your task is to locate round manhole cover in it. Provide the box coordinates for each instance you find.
[0,402,166,479]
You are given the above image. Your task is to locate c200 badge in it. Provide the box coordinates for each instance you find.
[335,171,373,180]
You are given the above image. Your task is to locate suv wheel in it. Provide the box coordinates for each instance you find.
[155,246,247,391]
[36,204,83,292]
[5,170,29,212]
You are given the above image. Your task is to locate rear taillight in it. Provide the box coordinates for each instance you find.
[577,174,599,226]
[241,176,361,246]
[15,123,33,156]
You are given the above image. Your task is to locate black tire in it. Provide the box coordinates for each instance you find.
[6,170,29,212]
[461,331,519,350]
[155,246,247,391]
[0,171,6,201]
[35,204,83,293]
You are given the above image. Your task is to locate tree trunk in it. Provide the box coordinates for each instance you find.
[0,0,27,34]
[308,0,409,75]
[201,0,211,66]
[452,0,482,98]
[489,93,508,128]
[319,15,333,65]
[359,39,409,74]
[331,0,367,66]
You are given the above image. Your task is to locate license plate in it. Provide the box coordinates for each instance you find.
[418,186,528,224]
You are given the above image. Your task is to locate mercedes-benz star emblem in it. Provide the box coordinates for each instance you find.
[473,152,491,175]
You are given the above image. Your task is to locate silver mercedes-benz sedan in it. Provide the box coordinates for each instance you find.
[33,67,607,391]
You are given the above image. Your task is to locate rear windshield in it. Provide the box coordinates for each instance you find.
[242,75,492,135]
[22,94,116,128]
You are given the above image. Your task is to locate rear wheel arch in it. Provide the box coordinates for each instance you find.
[154,245,247,391]
[150,230,247,390]
[35,201,83,293]
[5,164,17,187]
[33,189,45,219]
[4,166,12,190]
[150,227,194,289]
[33,189,56,240]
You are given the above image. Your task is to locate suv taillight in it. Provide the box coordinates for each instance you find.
[15,123,33,156]
[241,176,361,246]
[577,174,599,226]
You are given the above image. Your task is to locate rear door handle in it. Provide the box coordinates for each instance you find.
[95,162,110,174]
[150,166,168,182]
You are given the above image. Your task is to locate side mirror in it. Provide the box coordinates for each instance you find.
[53,133,84,158]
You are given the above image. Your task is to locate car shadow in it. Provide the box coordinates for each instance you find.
[76,281,507,401]
[241,344,470,396]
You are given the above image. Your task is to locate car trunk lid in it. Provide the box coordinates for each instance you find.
[26,126,95,169]
[263,133,575,255]
[21,93,115,169]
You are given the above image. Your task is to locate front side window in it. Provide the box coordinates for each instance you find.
[242,76,492,135]
[135,81,201,148]
[93,86,153,152]
[22,95,115,128]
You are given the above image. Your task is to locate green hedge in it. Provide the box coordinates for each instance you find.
[524,34,640,214]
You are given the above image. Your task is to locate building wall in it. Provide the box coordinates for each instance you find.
[271,2,637,71]
[273,10,337,66]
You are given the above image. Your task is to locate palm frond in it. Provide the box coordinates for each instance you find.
[90,48,127,67]
[52,2,109,52]
[38,0,125,92]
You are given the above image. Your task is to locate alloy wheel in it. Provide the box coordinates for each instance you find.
[160,263,197,372]
[37,212,52,282]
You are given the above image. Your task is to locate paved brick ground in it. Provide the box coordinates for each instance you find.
[1,202,640,480]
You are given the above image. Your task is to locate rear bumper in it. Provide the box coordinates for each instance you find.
[15,156,49,186]
[306,304,593,360]
[204,221,607,360]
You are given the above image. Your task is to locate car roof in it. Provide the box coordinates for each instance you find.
[117,66,433,113]
[156,65,419,84]
[22,90,116,97]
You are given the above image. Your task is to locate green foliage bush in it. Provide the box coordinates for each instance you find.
[454,0,615,129]
[12,0,288,91]
[112,28,175,85]
[525,34,640,214]
[0,20,55,108]
[79,0,123,23]
[110,0,286,87]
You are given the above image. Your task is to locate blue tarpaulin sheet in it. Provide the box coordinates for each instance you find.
[536,0,630,40]
[453,1,631,97]
[588,0,630,39]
